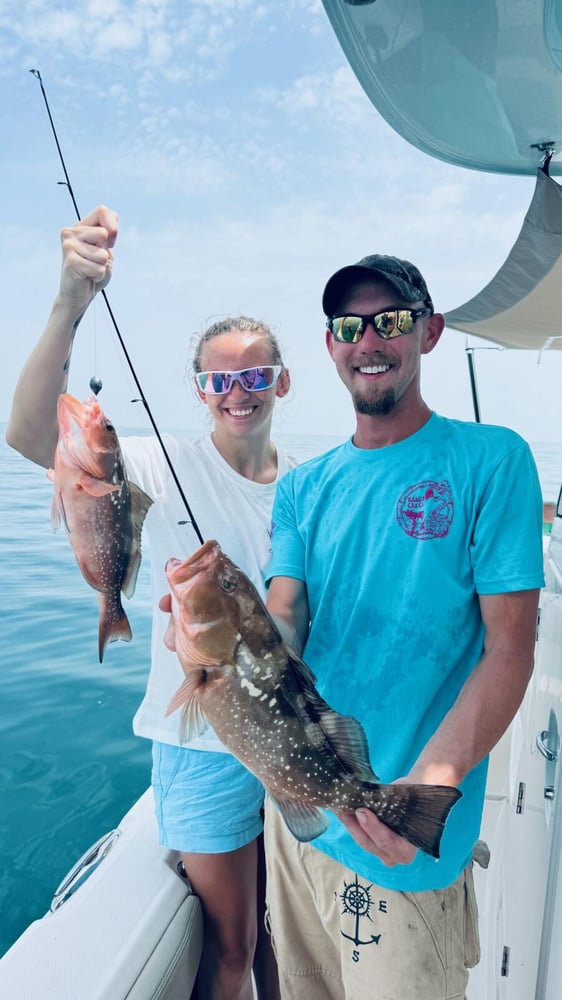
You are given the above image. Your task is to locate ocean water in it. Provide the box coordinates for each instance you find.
[0,428,561,959]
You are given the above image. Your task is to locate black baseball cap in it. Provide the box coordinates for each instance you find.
[322,254,433,316]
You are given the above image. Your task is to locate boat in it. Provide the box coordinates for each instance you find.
[2,3,562,997]
[0,789,203,999]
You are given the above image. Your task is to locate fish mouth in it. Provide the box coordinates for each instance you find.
[57,393,99,433]
[58,392,97,418]
[165,540,221,584]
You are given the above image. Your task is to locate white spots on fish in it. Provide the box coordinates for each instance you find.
[240,676,264,699]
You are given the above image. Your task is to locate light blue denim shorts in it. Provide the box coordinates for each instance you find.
[151,741,265,853]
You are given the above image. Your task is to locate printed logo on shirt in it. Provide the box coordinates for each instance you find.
[338,874,387,963]
[396,480,454,539]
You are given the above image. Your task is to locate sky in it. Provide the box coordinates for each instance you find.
[2,0,562,449]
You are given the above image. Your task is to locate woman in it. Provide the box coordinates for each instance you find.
[6,206,294,1000]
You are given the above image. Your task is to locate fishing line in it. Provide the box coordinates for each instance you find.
[87,277,103,396]
[30,69,205,546]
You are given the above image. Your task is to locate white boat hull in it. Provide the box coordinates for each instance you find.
[468,506,562,999]
[0,789,203,1000]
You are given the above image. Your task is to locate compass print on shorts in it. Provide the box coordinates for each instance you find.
[339,874,386,957]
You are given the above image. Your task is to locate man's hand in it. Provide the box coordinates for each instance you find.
[337,807,417,867]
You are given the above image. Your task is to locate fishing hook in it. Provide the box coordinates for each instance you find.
[29,69,205,545]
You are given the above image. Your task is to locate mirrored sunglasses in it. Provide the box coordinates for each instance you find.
[328,308,432,343]
[195,365,283,395]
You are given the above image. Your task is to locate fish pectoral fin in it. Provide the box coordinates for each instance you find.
[180,700,209,741]
[320,712,379,782]
[46,468,55,482]
[166,673,203,715]
[165,671,209,743]
[79,475,120,498]
[271,796,329,843]
[166,673,209,741]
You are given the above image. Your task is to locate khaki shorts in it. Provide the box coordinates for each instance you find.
[264,798,480,1000]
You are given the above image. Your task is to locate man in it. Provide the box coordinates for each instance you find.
[264,255,544,999]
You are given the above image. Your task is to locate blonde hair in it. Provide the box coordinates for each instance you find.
[192,316,284,372]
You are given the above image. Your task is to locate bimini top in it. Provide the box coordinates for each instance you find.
[445,169,562,350]
[322,0,562,176]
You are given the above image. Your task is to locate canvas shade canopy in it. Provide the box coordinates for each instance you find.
[444,169,562,351]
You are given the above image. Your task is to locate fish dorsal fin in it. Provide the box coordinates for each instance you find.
[271,796,329,843]
[278,653,320,715]
[280,654,342,734]
[121,549,141,600]
[121,482,153,599]
[79,475,120,498]
[286,651,317,687]
[280,655,378,782]
[320,712,379,782]
[47,469,65,532]
[50,494,63,532]
[129,480,153,524]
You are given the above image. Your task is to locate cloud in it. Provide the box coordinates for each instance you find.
[2,0,560,449]
[271,64,367,121]
[0,0,323,84]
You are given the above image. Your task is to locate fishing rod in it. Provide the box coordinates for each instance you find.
[30,69,205,546]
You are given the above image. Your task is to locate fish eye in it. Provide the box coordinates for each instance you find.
[105,421,115,432]
[221,574,238,593]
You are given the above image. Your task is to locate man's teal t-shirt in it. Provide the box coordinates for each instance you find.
[268,414,544,891]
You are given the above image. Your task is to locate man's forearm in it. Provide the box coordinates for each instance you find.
[266,576,310,657]
[408,590,539,787]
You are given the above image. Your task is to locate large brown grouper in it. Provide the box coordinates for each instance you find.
[164,539,461,858]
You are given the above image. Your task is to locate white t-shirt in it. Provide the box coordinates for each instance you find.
[121,433,296,750]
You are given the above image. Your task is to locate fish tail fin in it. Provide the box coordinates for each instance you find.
[364,783,462,859]
[98,596,133,662]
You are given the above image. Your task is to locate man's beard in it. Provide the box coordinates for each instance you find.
[353,387,396,416]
